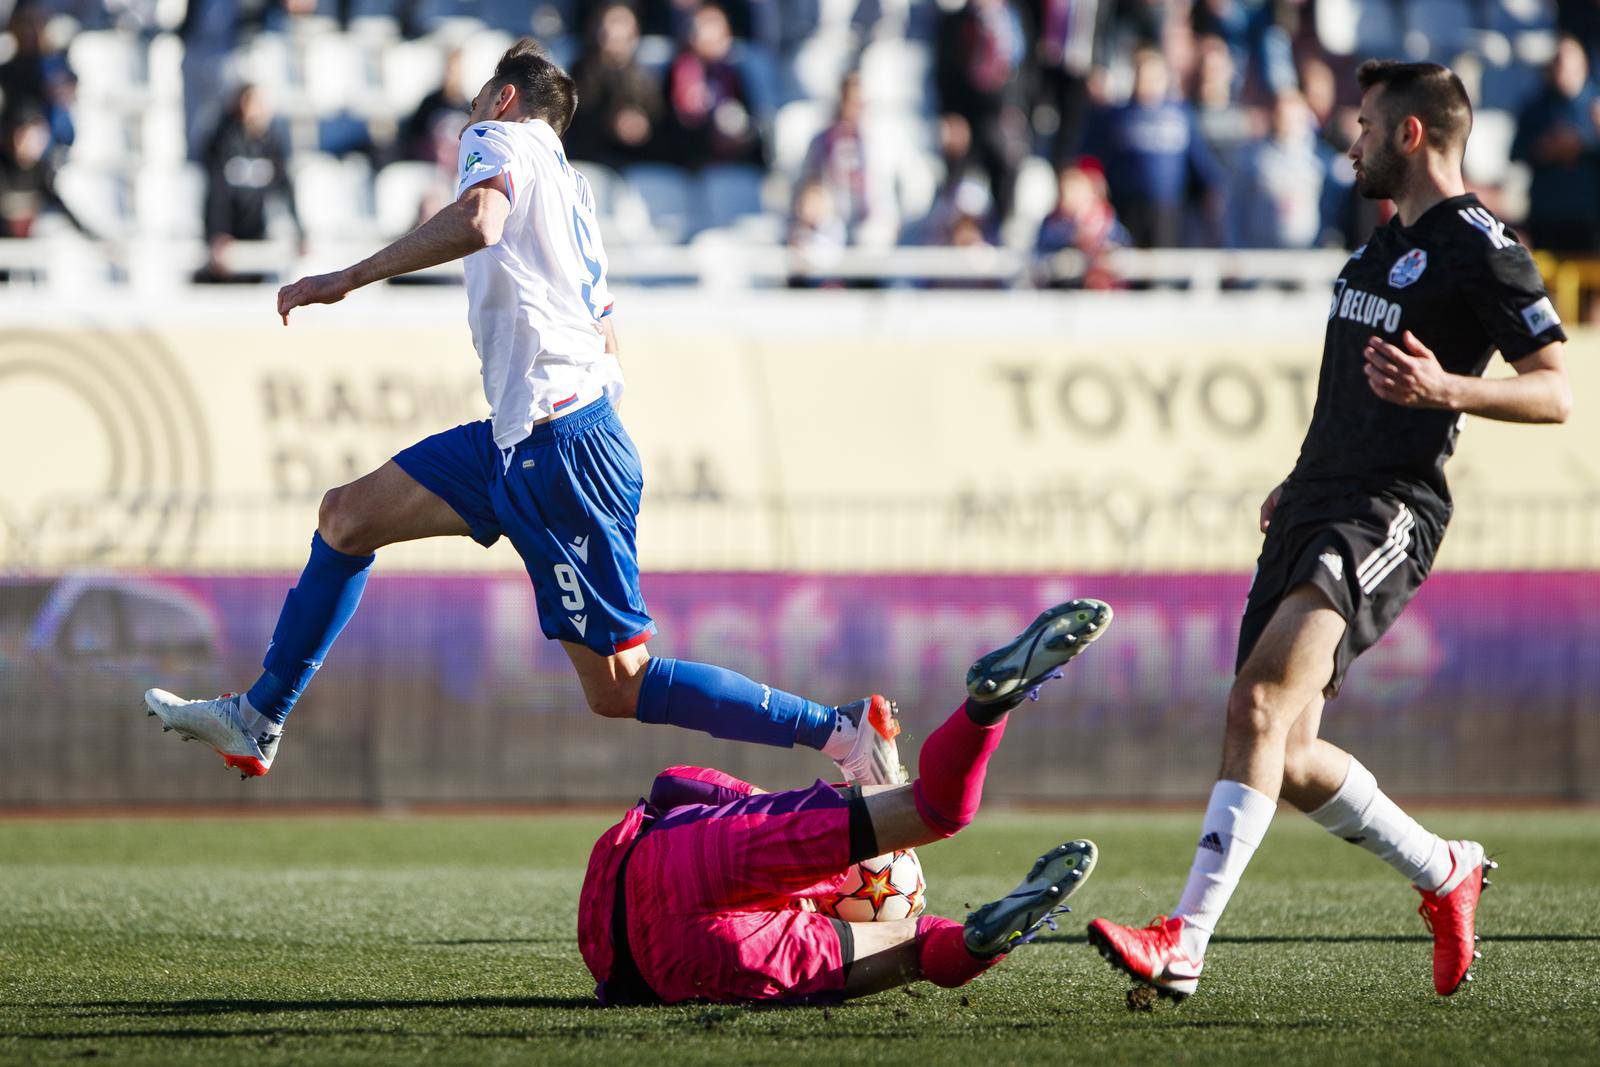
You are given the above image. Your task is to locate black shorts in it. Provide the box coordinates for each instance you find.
[1237,487,1445,695]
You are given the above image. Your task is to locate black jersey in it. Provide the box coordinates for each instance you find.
[1288,193,1566,511]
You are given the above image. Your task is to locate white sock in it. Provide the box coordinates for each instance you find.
[238,694,282,740]
[820,710,857,761]
[1306,757,1451,892]
[1173,780,1277,960]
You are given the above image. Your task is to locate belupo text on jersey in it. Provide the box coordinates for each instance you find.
[1329,279,1403,333]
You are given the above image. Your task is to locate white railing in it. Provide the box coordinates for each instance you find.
[0,237,1352,293]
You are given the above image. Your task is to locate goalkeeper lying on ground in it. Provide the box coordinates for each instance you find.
[577,598,1113,1004]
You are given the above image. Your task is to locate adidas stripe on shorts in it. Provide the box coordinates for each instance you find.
[1236,484,1443,695]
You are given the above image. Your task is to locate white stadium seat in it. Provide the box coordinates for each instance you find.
[601,171,657,245]
[147,33,185,107]
[238,33,294,102]
[374,161,443,236]
[141,107,188,167]
[69,109,133,168]
[774,100,829,177]
[1317,0,1404,57]
[865,112,936,162]
[458,31,517,95]
[68,30,145,109]
[134,164,206,239]
[1004,155,1059,250]
[858,39,932,112]
[293,154,375,239]
[302,34,368,113]
[382,39,447,118]
[1464,109,1516,186]
[571,161,619,219]
[789,31,852,105]
[620,164,697,243]
[700,165,767,231]
[55,163,130,238]
[893,148,944,224]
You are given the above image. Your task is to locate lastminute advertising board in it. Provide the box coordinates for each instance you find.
[0,290,1592,573]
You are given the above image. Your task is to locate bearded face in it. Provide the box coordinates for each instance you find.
[1354,126,1407,200]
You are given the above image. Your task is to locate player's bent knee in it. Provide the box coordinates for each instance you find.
[318,486,368,555]
[911,781,971,840]
[1225,680,1288,741]
[584,687,637,720]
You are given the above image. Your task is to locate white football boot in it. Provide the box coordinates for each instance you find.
[143,689,279,779]
[829,695,907,786]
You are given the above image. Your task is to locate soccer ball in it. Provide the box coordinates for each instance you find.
[818,849,926,922]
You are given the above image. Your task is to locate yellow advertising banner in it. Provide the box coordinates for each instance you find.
[1,291,1594,572]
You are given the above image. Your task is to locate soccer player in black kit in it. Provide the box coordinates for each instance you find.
[1088,60,1573,1002]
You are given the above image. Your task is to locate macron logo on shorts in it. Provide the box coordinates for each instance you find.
[570,535,589,563]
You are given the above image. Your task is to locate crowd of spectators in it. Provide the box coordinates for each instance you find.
[6,0,1600,287]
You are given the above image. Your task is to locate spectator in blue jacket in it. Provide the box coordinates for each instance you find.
[1511,34,1600,252]
[1083,48,1223,247]
[0,3,75,156]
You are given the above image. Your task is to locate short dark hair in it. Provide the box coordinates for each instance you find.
[1355,59,1473,153]
[491,38,578,135]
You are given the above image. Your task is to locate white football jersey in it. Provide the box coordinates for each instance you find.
[456,119,621,450]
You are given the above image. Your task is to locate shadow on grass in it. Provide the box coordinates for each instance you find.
[4,995,599,1021]
[1035,932,1600,945]
[10,1027,556,1043]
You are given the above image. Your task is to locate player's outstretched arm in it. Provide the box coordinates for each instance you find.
[275,178,513,324]
[1363,332,1572,424]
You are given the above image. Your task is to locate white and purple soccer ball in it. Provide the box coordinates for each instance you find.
[818,849,926,922]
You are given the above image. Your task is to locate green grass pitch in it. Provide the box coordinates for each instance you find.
[2,809,1596,1066]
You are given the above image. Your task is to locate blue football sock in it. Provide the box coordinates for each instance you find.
[245,532,375,725]
[635,658,838,750]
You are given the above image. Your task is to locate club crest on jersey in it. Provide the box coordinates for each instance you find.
[1388,249,1427,289]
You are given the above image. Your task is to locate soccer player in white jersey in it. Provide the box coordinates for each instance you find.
[143,40,901,788]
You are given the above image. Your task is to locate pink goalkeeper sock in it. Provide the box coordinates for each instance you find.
[916,915,998,988]
[913,703,1007,837]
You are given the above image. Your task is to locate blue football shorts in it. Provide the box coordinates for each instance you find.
[393,397,655,656]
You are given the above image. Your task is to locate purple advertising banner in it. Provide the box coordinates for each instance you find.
[3,571,1596,805]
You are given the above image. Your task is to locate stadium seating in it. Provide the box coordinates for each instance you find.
[1464,108,1517,185]
[699,164,769,231]
[294,154,377,239]
[773,100,829,176]
[383,39,449,116]
[55,163,129,238]
[0,0,1583,289]
[621,163,698,243]
[134,165,206,240]
[375,161,443,237]
[857,38,932,111]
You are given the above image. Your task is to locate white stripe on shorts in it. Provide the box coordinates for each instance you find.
[1356,504,1414,595]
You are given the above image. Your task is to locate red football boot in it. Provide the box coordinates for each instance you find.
[1416,839,1494,996]
[1086,915,1204,1001]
